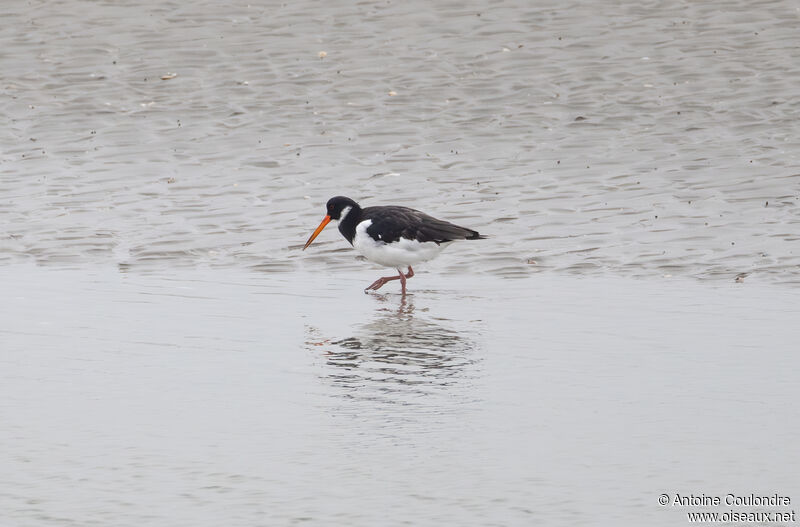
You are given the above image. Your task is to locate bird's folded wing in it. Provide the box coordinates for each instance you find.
[363,206,482,244]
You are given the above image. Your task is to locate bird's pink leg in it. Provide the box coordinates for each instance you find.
[365,267,414,294]
[364,272,400,292]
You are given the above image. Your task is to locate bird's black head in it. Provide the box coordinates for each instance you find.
[326,196,360,220]
[303,196,361,250]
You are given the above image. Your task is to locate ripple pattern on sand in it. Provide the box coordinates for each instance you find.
[2,0,799,283]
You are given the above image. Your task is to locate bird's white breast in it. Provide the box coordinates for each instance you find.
[352,220,447,268]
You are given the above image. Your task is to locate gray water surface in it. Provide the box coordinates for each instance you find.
[2,268,799,526]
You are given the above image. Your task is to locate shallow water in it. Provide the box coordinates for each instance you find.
[2,0,800,525]
[2,267,799,526]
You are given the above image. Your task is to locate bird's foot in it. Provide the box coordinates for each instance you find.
[365,268,412,294]
[364,275,398,292]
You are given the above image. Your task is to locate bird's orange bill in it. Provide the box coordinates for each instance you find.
[303,215,331,250]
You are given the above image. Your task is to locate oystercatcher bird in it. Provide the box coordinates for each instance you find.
[303,196,485,294]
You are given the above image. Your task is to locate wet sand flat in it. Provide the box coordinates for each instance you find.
[1,0,799,282]
[2,266,799,526]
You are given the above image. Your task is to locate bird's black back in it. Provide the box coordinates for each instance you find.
[362,206,484,245]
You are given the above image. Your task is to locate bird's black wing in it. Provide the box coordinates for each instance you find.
[362,206,485,245]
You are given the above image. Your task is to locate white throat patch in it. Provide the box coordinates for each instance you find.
[338,205,353,223]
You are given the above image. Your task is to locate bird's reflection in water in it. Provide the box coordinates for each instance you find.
[307,295,480,406]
